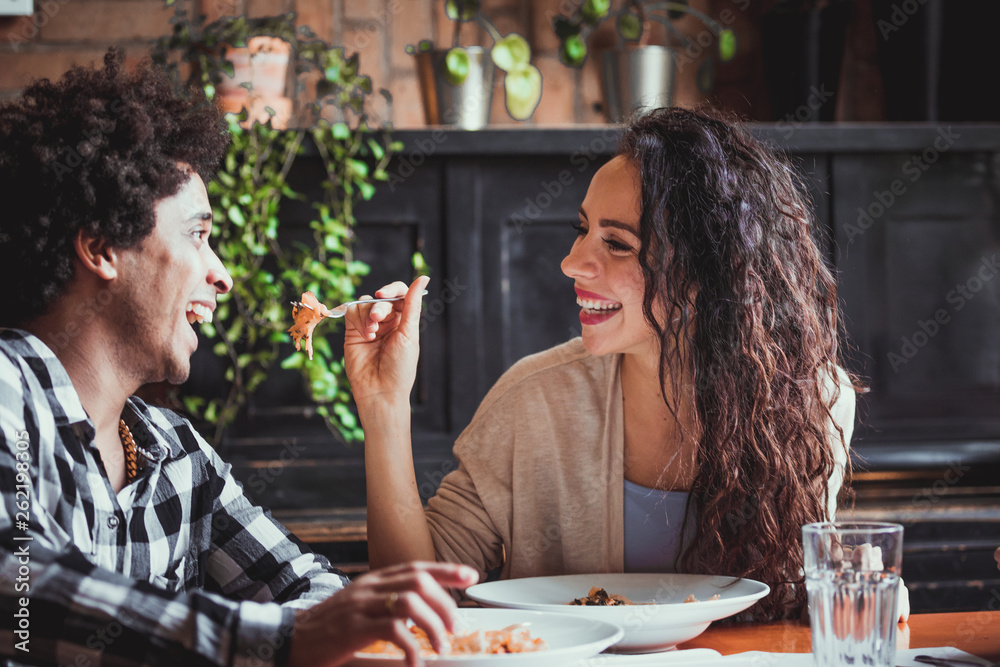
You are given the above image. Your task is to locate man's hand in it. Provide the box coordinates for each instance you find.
[343,276,430,407]
[288,561,478,667]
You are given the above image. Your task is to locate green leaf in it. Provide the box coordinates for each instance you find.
[412,251,427,272]
[560,35,588,67]
[281,352,306,370]
[718,28,737,63]
[347,158,369,178]
[619,11,643,41]
[581,0,610,24]
[445,0,479,22]
[227,205,245,226]
[331,122,350,140]
[491,33,531,73]
[442,47,470,86]
[503,64,542,121]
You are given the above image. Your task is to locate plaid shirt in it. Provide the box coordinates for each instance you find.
[0,329,348,666]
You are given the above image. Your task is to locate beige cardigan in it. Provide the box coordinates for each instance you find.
[425,338,855,582]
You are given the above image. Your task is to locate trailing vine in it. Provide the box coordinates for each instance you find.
[152,1,406,445]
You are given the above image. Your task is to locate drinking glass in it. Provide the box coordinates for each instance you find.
[803,522,903,667]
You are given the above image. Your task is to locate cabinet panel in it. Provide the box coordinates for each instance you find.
[834,151,1000,441]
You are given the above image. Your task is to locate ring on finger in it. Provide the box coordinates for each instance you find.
[384,591,399,615]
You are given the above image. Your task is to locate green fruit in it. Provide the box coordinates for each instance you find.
[442,47,470,86]
[581,0,610,24]
[560,35,588,67]
[618,11,642,41]
[504,64,542,121]
[491,33,531,73]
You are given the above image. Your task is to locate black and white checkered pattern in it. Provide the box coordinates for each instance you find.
[0,329,348,666]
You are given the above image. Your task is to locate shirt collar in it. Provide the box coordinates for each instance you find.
[3,329,183,463]
[121,399,175,464]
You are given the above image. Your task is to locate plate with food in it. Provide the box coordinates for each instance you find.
[465,573,769,653]
[349,608,623,665]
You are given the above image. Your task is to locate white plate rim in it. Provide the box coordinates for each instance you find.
[465,573,770,614]
[350,608,625,664]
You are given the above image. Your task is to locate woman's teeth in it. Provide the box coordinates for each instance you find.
[577,297,622,312]
[186,303,213,324]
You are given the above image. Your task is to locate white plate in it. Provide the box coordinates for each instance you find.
[348,608,624,666]
[466,573,770,654]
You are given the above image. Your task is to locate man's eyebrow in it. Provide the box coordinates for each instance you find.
[188,212,213,222]
[578,206,639,236]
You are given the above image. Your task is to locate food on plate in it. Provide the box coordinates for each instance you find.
[358,624,547,657]
[288,291,332,360]
[568,586,722,606]
[569,587,635,606]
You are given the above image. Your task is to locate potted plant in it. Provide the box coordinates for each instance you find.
[760,0,852,123]
[155,10,305,128]
[152,2,411,445]
[406,0,543,129]
[552,0,736,121]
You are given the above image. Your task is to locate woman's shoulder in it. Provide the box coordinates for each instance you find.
[475,338,615,414]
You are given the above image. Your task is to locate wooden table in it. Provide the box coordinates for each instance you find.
[680,611,1000,660]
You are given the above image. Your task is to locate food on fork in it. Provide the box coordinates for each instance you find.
[569,587,635,606]
[358,624,547,656]
[288,291,332,360]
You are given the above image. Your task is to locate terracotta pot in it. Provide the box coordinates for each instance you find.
[217,36,292,129]
[217,36,290,100]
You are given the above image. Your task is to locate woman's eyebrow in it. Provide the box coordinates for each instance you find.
[579,206,639,237]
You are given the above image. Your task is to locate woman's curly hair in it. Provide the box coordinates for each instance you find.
[617,107,863,621]
[0,47,229,325]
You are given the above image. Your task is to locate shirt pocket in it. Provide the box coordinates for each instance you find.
[150,555,187,593]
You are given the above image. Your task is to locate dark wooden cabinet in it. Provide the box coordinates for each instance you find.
[198,125,1000,608]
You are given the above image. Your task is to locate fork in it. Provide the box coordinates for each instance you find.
[914,655,999,667]
[291,290,429,319]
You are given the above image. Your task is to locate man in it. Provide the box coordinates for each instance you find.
[0,49,472,667]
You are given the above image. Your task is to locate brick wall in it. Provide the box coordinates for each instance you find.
[0,0,886,126]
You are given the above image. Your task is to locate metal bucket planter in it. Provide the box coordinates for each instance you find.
[598,45,678,122]
[415,47,495,130]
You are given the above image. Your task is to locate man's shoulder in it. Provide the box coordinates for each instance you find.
[0,329,50,377]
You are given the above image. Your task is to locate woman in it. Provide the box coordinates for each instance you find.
[343,107,860,622]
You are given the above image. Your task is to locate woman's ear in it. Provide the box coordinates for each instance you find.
[73,229,118,280]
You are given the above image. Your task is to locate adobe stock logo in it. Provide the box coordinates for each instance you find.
[844,127,961,245]
[887,254,1000,373]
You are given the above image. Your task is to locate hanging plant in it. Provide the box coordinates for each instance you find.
[153,1,412,445]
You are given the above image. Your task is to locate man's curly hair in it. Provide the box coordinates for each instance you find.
[0,47,229,325]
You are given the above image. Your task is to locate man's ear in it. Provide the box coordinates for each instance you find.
[74,229,118,280]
